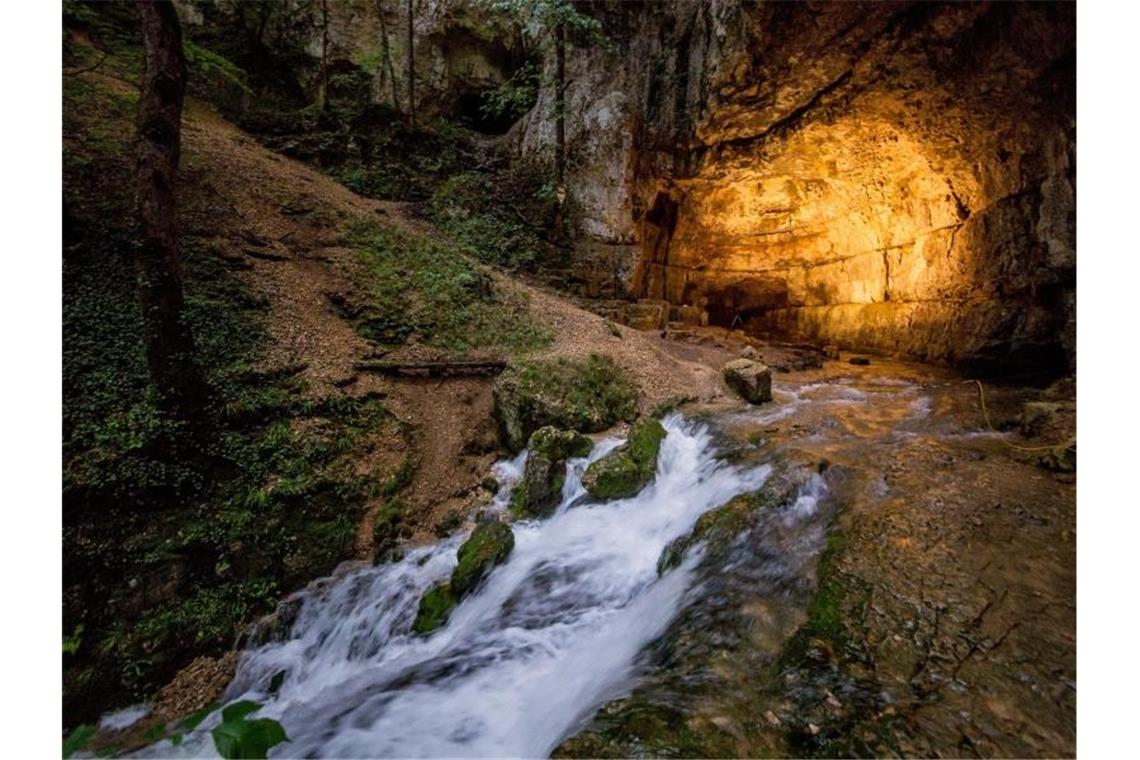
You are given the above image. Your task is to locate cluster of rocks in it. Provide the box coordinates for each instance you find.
[410,367,671,636]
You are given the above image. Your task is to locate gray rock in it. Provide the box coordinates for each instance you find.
[511,427,593,516]
[723,359,772,404]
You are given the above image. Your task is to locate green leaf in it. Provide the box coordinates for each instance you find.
[211,720,246,759]
[63,724,96,759]
[221,700,260,722]
[211,718,289,760]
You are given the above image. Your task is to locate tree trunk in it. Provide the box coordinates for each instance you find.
[135,0,204,416]
[554,24,566,186]
[317,0,330,110]
[406,0,415,129]
[376,0,402,111]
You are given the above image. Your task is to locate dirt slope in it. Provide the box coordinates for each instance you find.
[165,93,729,547]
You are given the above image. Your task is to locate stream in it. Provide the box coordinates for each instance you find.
[129,364,1065,758]
[140,413,816,758]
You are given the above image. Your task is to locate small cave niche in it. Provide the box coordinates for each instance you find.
[452,88,526,135]
[435,25,535,135]
[696,278,790,329]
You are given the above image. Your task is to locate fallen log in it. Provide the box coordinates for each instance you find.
[354,360,507,377]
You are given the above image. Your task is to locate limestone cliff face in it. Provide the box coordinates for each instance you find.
[192,0,1075,372]
[522,1,1075,373]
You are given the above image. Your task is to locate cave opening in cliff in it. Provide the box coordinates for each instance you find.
[453,89,521,135]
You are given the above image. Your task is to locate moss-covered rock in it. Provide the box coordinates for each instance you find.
[412,582,457,635]
[451,520,515,597]
[511,426,593,517]
[493,354,638,452]
[581,418,667,500]
[412,520,516,636]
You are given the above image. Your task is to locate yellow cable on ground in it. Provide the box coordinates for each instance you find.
[966,379,1074,453]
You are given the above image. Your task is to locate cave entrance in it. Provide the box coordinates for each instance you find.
[452,90,521,135]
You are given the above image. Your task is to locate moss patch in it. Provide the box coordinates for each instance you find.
[511,427,593,517]
[582,418,666,500]
[452,521,515,597]
[346,223,551,357]
[494,354,638,452]
[412,583,458,635]
[413,522,515,635]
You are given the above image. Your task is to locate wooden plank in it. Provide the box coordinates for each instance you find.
[353,360,507,377]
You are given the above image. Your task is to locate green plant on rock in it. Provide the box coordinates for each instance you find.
[511,426,593,517]
[412,583,458,635]
[493,353,638,451]
[452,521,515,596]
[581,417,666,500]
[412,521,515,634]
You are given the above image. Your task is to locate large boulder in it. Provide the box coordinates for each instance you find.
[493,354,637,451]
[511,427,594,517]
[723,359,772,404]
[412,520,515,635]
[582,418,667,500]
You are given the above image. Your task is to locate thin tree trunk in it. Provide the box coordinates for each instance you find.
[376,0,401,110]
[135,0,204,415]
[554,24,566,186]
[406,0,415,129]
[317,0,330,109]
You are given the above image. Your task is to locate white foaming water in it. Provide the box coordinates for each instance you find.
[148,415,770,759]
[99,704,149,732]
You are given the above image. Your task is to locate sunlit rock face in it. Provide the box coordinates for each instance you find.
[633,2,1075,372]
[526,1,1075,373]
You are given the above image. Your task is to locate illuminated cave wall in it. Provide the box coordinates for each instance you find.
[523,1,1075,372]
[637,2,1075,371]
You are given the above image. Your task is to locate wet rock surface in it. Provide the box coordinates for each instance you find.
[581,417,667,500]
[558,360,1075,757]
[511,427,593,516]
[413,520,515,634]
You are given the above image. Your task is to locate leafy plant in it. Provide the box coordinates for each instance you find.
[63,724,96,759]
[480,61,539,122]
[211,701,289,760]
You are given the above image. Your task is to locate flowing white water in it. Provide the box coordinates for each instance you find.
[148,415,772,758]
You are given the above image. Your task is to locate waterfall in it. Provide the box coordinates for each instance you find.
[144,415,777,758]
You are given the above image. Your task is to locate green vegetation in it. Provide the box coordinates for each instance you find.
[493,354,638,451]
[412,521,516,635]
[553,694,737,759]
[413,583,459,635]
[480,61,539,124]
[63,724,97,759]
[346,222,551,355]
[452,521,516,596]
[211,701,289,760]
[581,418,666,500]
[781,529,851,660]
[63,69,401,726]
[430,160,570,272]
